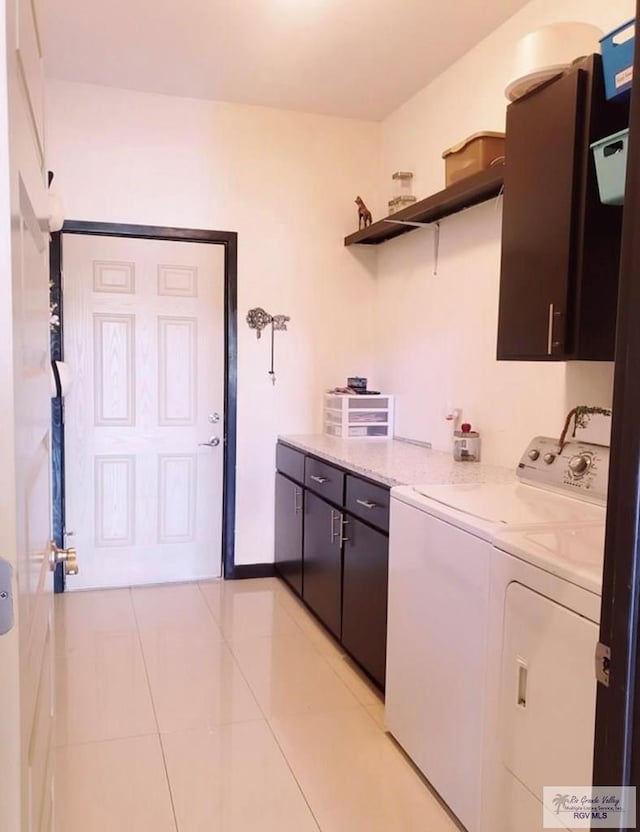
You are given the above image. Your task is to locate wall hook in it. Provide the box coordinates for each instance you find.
[247,308,291,385]
[246,307,272,339]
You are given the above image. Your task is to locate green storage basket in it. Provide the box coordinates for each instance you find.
[591,128,629,205]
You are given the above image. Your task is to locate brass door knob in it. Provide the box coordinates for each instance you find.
[50,542,79,576]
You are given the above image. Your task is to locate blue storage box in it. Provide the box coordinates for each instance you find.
[601,19,635,100]
[591,129,629,205]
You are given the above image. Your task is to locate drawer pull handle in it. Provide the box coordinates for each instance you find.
[356,499,378,510]
[311,475,328,485]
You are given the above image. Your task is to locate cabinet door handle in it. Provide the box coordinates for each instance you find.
[356,499,378,510]
[311,475,328,485]
[293,489,303,515]
[341,516,350,543]
[547,304,563,355]
[330,509,340,544]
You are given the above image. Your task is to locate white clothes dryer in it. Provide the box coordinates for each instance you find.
[482,523,605,832]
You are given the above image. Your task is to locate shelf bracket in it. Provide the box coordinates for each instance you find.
[383,219,432,228]
[383,218,441,275]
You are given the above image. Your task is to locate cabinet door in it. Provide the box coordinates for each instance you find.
[274,473,303,596]
[342,518,388,688]
[303,491,342,639]
[497,69,585,360]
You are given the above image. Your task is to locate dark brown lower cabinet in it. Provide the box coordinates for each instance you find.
[275,442,390,690]
[274,473,303,596]
[303,491,343,640]
[342,518,389,688]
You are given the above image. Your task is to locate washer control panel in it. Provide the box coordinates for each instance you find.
[517,436,609,504]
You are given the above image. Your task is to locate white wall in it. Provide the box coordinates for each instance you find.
[48,0,633,566]
[372,0,633,466]
[46,80,381,566]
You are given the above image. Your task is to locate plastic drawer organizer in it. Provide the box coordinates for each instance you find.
[324,394,394,439]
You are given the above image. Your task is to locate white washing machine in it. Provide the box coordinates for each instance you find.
[385,435,608,832]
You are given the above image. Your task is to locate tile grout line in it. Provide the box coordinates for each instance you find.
[129,586,181,832]
[200,579,381,732]
[195,579,265,716]
[221,580,377,726]
[264,588,463,831]
[195,579,226,630]
[225,654,324,832]
[260,716,323,832]
[270,587,435,802]
[196,580,324,832]
[53,730,159,751]
[272,585,387,730]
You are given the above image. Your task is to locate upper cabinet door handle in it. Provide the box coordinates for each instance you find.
[547,304,563,355]
[547,303,555,355]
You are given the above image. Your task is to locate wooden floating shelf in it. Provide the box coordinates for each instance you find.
[344,163,505,247]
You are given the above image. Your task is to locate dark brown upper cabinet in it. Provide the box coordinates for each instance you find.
[497,54,628,361]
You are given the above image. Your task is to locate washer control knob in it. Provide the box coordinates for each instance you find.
[543,453,556,465]
[569,454,591,476]
[528,449,540,461]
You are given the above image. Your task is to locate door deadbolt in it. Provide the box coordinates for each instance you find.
[0,558,14,635]
[50,541,79,577]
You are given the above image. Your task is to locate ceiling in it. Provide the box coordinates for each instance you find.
[43,0,530,120]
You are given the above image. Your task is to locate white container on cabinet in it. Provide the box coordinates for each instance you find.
[323,394,394,440]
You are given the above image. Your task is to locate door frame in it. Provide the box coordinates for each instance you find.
[593,0,640,798]
[50,220,238,588]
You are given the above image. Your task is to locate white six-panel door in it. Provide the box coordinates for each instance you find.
[0,0,55,829]
[63,235,225,589]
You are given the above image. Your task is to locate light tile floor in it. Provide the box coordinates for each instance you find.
[54,578,462,832]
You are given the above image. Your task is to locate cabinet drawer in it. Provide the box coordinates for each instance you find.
[276,443,305,484]
[304,457,344,505]
[345,476,390,533]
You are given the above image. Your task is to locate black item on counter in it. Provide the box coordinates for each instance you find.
[347,377,367,392]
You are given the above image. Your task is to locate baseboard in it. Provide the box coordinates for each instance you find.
[231,563,276,580]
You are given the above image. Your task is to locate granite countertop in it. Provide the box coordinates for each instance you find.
[279,434,515,488]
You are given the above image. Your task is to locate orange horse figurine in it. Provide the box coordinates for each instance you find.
[355,196,373,230]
